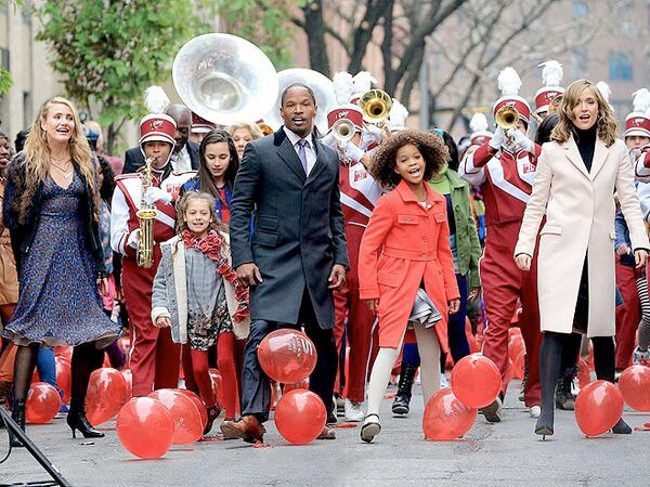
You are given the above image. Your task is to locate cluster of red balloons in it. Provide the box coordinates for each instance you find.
[258,329,325,445]
[423,354,500,441]
[116,388,207,459]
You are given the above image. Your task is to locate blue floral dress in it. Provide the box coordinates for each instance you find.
[3,172,119,347]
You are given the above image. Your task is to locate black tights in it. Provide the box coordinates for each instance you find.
[13,342,105,408]
[539,332,619,428]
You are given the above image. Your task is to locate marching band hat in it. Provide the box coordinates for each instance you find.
[139,113,177,147]
[534,60,564,115]
[191,112,216,134]
[468,112,493,146]
[624,88,650,139]
[327,104,364,131]
[493,67,531,125]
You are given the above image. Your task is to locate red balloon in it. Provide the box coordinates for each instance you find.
[54,346,72,363]
[423,387,478,441]
[509,350,525,380]
[148,389,203,444]
[208,368,224,408]
[575,380,624,437]
[25,382,61,424]
[274,389,326,445]
[618,365,650,411]
[578,357,593,389]
[55,356,71,405]
[283,379,309,394]
[121,369,133,398]
[116,397,175,459]
[508,328,526,361]
[176,389,208,431]
[86,368,130,426]
[451,353,501,408]
[257,329,317,384]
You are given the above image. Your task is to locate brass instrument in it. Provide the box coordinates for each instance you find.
[136,156,157,269]
[495,105,520,130]
[332,118,355,143]
[172,33,279,126]
[263,68,337,134]
[358,89,393,124]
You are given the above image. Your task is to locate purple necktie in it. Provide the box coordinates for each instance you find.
[297,139,309,175]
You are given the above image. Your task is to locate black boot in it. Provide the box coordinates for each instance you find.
[67,400,104,439]
[392,362,416,416]
[536,332,565,439]
[555,376,575,410]
[9,399,26,448]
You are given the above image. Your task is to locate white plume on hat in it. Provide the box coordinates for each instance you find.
[333,72,354,105]
[469,113,489,133]
[144,86,170,114]
[632,88,650,114]
[388,98,409,129]
[596,81,612,103]
[539,60,563,87]
[497,67,522,96]
[352,71,377,96]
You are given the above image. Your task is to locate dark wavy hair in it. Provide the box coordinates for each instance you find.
[197,129,240,199]
[97,154,116,205]
[370,129,449,188]
[432,128,459,171]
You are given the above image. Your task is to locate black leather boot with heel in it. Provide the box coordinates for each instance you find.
[535,332,564,440]
[9,399,26,448]
[392,361,416,416]
[66,400,104,439]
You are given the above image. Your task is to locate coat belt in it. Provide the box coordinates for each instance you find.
[383,247,438,261]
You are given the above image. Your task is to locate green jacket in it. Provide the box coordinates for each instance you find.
[429,169,482,289]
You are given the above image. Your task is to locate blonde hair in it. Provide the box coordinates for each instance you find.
[18,97,99,223]
[228,122,263,140]
[551,79,618,147]
[176,191,227,235]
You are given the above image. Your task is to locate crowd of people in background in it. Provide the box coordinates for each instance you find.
[1,58,650,448]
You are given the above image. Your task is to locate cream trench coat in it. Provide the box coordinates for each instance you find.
[515,136,649,337]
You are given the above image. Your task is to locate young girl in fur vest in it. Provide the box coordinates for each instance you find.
[358,130,460,443]
[152,192,250,436]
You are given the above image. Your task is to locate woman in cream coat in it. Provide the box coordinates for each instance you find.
[515,79,649,439]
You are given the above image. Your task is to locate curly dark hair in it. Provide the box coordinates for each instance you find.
[370,129,449,187]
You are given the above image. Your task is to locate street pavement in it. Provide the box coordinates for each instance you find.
[1,380,648,487]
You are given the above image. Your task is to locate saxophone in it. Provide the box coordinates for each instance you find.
[136,156,157,269]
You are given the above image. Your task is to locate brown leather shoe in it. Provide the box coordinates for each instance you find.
[220,415,265,443]
[316,424,336,440]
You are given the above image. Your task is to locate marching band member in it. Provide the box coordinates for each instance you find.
[190,112,216,145]
[617,88,650,367]
[325,102,381,422]
[534,60,565,121]
[459,67,542,421]
[110,100,194,397]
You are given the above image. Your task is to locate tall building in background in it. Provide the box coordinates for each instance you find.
[0,2,62,141]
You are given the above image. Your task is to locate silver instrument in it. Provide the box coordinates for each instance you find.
[263,68,337,134]
[172,33,279,126]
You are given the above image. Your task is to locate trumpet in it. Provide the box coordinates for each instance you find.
[495,105,520,131]
[136,156,157,269]
[358,89,392,124]
[332,118,356,143]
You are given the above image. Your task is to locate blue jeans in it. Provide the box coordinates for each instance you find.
[35,348,57,388]
[403,274,470,367]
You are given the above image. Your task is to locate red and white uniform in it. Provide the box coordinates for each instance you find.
[459,142,543,406]
[110,169,195,396]
[333,159,382,403]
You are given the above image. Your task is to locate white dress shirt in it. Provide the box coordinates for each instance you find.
[284,127,317,176]
[171,145,192,172]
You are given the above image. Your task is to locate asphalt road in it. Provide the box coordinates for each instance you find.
[1,381,648,487]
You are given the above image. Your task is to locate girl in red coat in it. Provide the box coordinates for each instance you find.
[358,130,460,443]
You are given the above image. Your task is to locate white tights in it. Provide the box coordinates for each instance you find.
[366,322,441,417]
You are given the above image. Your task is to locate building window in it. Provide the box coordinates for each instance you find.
[609,52,633,81]
[571,1,588,19]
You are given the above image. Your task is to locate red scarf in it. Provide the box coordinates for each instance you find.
[182,229,250,324]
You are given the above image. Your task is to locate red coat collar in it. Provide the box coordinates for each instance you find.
[395,179,443,207]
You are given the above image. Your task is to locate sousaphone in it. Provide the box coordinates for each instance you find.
[263,68,337,134]
[172,33,279,126]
